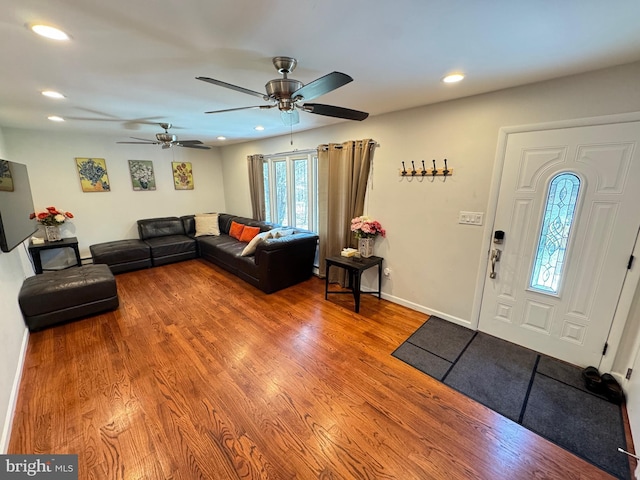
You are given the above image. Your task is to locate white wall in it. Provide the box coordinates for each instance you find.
[3,129,227,258]
[0,127,31,452]
[220,61,640,345]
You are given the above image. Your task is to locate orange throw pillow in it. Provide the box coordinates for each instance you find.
[239,226,261,243]
[229,221,245,240]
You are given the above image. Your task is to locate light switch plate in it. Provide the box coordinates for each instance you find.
[459,211,484,225]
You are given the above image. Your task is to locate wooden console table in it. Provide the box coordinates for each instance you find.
[325,255,383,313]
[28,237,82,274]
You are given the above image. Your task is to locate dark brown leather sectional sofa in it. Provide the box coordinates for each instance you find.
[93,213,319,294]
[186,213,319,294]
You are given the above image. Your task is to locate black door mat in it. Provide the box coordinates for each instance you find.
[393,316,630,480]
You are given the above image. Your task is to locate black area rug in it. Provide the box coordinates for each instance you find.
[393,316,630,480]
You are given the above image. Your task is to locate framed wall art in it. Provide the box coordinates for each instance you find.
[76,157,110,192]
[128,160,156,191]
[172,162,194,190]
[0,160,14,191]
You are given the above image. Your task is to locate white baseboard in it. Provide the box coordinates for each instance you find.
[380,292,473,328]
[0,328,29,454]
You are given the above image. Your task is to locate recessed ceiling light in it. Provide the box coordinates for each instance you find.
[217,136,227,141]
[442,73,465,84]
[41,90,65,99]
[29,24,70,41]
[47,115,65,122]
[254,126,265,131]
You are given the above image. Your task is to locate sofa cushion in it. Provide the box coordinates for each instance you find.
[229,221,245,240]
[195,213,220,237]
[138,217,185,240]
[218,214,275,235]
[90,239,151,274]
[239,225,260,243]
[241,231,272,257]
[144,235,197,257]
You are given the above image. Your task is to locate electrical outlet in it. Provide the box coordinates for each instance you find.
[384,267,391,277]
[459,211,484,225]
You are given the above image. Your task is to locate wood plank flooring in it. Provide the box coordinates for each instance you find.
[8,259,621,479]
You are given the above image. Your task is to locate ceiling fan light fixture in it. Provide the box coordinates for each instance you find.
[47,115,65,122]
[29,24,71,41]
[442,73,465,84]
[156,133,177,143]
[41,90,65,99]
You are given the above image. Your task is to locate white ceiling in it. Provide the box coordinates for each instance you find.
[2,0,640,146]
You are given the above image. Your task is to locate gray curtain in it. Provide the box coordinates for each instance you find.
[317,139,376,284]
[247,154,265,221]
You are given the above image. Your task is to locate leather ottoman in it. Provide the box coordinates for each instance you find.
[18,264,119,331]
[90,239,151,273]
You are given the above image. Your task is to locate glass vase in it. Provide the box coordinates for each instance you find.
[45,225,62,242]
[358,238,375,258]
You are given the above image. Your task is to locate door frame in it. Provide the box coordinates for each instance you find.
[471,111,640,373]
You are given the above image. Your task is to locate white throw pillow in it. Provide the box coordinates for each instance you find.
[241,231,272,257]
[194,213,220,237]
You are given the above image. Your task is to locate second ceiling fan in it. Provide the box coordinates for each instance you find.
[117,123,211,149]
[197,56,369,125]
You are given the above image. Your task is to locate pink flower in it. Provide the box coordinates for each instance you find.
[350,215,386,239]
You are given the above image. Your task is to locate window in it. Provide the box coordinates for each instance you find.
[529,173,581,294]
[263,150,318,232]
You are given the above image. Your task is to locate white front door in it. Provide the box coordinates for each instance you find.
[478,121,640,367]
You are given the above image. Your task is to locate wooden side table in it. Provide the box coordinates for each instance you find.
[28,237,82,274]
[325,255,383,313]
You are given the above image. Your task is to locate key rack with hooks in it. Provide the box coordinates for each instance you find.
[399,159,453,178]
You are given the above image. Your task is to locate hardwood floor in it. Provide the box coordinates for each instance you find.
[9,259,619,479]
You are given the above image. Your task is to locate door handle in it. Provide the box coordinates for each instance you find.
[489,249,501,279]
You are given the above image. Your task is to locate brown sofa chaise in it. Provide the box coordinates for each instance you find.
[90,239,151,273]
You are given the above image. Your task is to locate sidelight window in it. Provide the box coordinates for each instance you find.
[529,173,581,294]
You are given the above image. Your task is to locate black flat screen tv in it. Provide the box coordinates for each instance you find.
[0,160,37,253]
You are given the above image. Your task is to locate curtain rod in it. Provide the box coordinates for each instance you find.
[318,140,380,151]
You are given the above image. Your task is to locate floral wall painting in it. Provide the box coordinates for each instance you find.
[75,157,110,192]
[172,162,194,190]
[0,160,14,191]
[128,160,156,191]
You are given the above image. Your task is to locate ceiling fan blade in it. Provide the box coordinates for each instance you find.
[205,105,275,114]
[302,103,369,121]
[281,109,299,126]
[197,77,266,100]
[176,140,204,145]
[292,72,353,102]
[116,141,158,145]
[179,144,211,150]
[129,137,156,142]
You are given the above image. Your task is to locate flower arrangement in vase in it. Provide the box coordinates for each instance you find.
[30,206,74,241]
[350,216,385,258]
